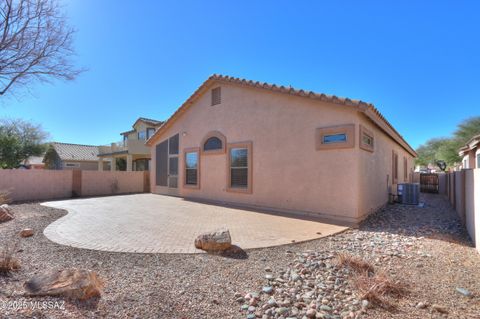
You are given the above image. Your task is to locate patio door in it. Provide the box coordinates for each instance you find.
[156,133,179,188]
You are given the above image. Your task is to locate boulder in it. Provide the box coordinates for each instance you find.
[0,204,14,223]
[24,268,104,300]
[194,228,232,252]
[20,228,34,238]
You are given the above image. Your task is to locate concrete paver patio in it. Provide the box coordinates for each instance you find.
[42,194,347,253]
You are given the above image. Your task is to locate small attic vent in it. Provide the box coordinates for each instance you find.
[211,87,221,106]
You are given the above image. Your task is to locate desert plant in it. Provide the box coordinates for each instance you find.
[0,239,20,275]
[352,271,408,308]
[0,189,12,205]
[336,253,374,274]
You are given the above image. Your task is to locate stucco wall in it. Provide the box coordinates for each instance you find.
[0,170,73,201]
[81,171,145,197]
[62,160,100,171]
[465,170,476,244]
[357,115,415,220]
[455,171,466,222]
[150,83,414,224]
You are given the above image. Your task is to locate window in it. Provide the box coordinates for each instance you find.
[184,148,200,188]
[204,137,222,151]
[403,157,408,181]
[201,131,226,154]
[323,133,347,144]
[477,153,480,168]
[123,134,128,146]
[392,151,398,184]
[227,142,252,193]
[359,125,374,152]
[147,128,155,139]
[138,130,146,140]
[211,87,221,106]
[464,159,468,169]
[64,163,80,168]
[316,124,355,150]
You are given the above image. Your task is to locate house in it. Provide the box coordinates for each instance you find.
[44,142,108,170]
[459,134,480,169]
[146,75,417,225]
[23,156,45,169]
[98,117,163,171]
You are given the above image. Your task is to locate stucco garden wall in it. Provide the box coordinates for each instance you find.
[0,170,73,201]
[0,170,148,202]
[81,171,146,197]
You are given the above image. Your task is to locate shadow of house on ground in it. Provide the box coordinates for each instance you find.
[360,193,472,247]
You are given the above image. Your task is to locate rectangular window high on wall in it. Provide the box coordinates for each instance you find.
[184,148,200,188]
[227,142,252,193]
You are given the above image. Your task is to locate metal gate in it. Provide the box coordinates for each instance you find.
[420,173,439,193]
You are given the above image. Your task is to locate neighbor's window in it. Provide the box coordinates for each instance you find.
[185,149,199,187]
[227,142,252,193]
[212,87,221,106]
[138,130,146,140]
[65,163,80,168]
[146,128,155,139]
[477,154,480,168]
[204,137,223,151]
[323,133,347,144]
[392,151,399,183]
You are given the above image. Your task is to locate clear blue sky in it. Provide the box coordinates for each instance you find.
[0,1,478,148]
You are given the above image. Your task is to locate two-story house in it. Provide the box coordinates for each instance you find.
[98,117,163,171]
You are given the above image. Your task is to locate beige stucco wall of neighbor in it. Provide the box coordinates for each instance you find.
[81,171,145,197]
[465,170,476,244]
[62,160,100,171]
[356,116,415,220]
[0,170,73,201]
[150,83,414,224]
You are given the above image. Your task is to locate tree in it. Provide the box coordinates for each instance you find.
[0,118,48,168]
[0,0,82,97]
[415,116,480,167]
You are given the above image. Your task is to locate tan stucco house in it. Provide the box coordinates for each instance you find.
[146,75,417,224]
[44,142,107,171]
[98,117,163,171]
[459,134,480,169]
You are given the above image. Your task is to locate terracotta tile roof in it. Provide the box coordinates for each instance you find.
[147,74,416,156]
[50,142,99,161]
[137,117,162,125]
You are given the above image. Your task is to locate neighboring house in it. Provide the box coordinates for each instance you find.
[459,134,480,169]
[146,75,417,225]
[98,117,163,171]
[44,142,108,171]
[23,156,45,169]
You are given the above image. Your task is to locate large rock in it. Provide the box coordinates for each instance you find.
[24,269,104,300]
[194,228,232,252]
[20,228,34,238]
[0,204,14,223]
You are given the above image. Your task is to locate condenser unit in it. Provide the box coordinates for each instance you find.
[397,183,420,205]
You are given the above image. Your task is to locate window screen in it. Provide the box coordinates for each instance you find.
[169,134,179,155]
[230,148,248,188]
[204,137,223,151]
[323,133,347,144]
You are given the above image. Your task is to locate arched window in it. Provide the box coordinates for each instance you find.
[201,131,226,154]
[204,137,222,151]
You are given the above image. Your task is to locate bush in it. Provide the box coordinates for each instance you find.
[0,239,20,275]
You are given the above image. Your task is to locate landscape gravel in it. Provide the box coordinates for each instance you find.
[0,193,479,318]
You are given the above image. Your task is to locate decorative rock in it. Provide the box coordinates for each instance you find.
[432,304,448,314]
[194,228,232,252]
[20,228,34,238]
[0,204,14,223]
[456,287,472,297]
[306,308,317,318]
[361,300,369,309]
[415,302,427,309]
[24,268,103,300]
[320,305,332,312]
[262,286,273,294]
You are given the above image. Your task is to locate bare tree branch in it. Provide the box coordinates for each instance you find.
[0,0,83,96]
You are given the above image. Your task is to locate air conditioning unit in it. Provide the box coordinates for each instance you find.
[397,183,420,205]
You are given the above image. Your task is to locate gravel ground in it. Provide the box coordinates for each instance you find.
[0,193,479,318]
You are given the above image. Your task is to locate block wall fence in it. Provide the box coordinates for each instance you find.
[0,170,149,202]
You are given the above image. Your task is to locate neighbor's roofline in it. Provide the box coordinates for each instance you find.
[146,74,417,157]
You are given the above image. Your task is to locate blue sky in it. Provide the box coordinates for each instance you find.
[0,1,478,148]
